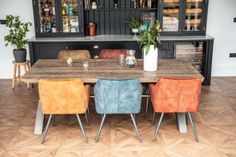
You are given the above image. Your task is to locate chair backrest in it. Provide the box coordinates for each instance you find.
[38,79,89,114]
[99,49,128,59]
[57,50,91,60]
[94,78,142,114]
[149,78,202,113]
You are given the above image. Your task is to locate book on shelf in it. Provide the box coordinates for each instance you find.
[84,0,90,9]
[141,12,155,27]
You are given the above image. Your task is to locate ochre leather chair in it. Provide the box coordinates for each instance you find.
[99,49,128,59]
[149,78,201,142]
[57,50,91,59]
[38,79,90,144]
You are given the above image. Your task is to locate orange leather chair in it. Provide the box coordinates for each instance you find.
[149,78,201,142]
[99,49,128,59]
[57,50,91,59]
[38,79,90,143]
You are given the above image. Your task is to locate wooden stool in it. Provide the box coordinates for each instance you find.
[12,60,30,89]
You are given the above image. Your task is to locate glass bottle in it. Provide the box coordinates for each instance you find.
[125,50,137,68]
[68,2,73,16]
[44,1,50,16]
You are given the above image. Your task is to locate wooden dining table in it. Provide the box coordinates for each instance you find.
[22,59,204,135]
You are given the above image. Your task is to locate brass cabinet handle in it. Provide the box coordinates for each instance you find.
[93,44,99,49]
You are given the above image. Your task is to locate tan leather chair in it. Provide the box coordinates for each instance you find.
[57,50,91,59]
[38,79,90,143]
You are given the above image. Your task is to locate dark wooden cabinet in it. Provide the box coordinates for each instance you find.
[32,0,209,37]
[159,0,208,35]
[32,0,84,37]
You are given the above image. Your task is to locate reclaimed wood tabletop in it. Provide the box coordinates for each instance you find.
[22,59,204,83]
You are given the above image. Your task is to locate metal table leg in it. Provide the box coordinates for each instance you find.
[34,100,44,135]
[177,113,187,133]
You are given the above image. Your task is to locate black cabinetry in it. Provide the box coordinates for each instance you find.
[159,0,208,35]
[32,0,208,37]
[84,0,158,35]
[33,0,84,37]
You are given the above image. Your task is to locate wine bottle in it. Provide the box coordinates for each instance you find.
[52,20,56,33]
[52,5,55,16]
[62,6,66,16]
[41,2,45,16]
[47,19,52,32]
[44,1,50,16]
[49,2,52,16]
[68,2,73,16]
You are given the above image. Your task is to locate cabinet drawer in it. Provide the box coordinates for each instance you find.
[159,41,175,59]
[35,43,67,59]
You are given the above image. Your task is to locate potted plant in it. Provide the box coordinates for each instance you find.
[127,17,141,35]
[138,20,161,71]
[4,15,32,62]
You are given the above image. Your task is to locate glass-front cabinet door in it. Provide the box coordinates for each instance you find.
[33,0,84,37]
[159,0,207,35]
[184,0,205,32]
[37,0,58,34]
[160,0,181,33]
[60,0,83,35]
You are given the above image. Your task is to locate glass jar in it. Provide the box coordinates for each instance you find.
[125,50,137,68]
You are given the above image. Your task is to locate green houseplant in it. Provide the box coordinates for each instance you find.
[4,15,32,62]
[138,20,161,71]
[138,20,161,55]
[127,17,141,35]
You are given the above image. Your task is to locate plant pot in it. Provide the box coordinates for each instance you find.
[131,28,139,35]
[143,45,158,71]
[13,49,27,62]
[87,23,96,36]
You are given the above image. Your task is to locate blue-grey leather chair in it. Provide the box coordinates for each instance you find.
[94,78,142,142]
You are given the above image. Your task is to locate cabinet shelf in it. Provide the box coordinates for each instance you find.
[84,8,158,11]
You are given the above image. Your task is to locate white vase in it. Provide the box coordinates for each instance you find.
[143,45,158,71]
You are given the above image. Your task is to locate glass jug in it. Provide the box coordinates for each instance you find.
[125,50,137,68]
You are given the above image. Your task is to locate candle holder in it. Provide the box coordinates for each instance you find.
[66,57,73,66]
[82,59,89,70]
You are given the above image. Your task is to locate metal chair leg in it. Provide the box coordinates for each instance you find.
[52,115,56,126]
[187,112,199,142]
[130,113,142,143]
[133,113,136,121]
[85,112,89,125]
[76,114,88,143]
[152,111,156,124]
[95,114,106,143]
[146,97,149,112]
[87,106,90,114]
[41,114,52,144]
[153,112,164,142]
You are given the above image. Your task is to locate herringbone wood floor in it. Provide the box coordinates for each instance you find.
[0,78,235,157]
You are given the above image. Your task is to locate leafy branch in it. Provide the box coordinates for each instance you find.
[4,15,32,50]
[138,20,161,55]
[126,17,141,29]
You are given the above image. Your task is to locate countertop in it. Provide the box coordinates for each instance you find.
[28,34,214,42]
